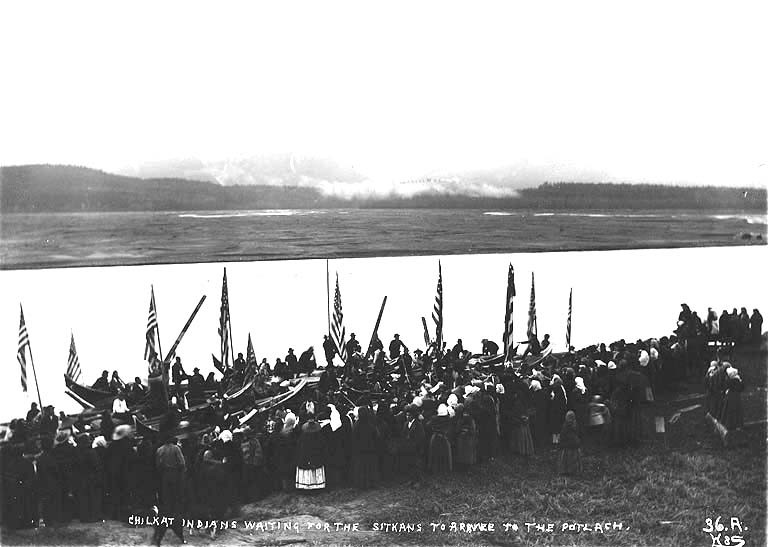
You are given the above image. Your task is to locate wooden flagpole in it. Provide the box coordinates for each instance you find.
[326,260,331,337]
[24,311,43,410]
[163,295,207,364]
[152,285,164,363]
[365,296,387,360]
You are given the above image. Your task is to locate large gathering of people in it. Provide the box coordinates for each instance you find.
[0,304,760,544]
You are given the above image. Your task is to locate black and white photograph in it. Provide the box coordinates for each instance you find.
[1,2,766,546]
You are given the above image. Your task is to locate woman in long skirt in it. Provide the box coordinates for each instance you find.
[295,414,328,491]
[453,404,478,469]
[350,406,381,489]
[427,404,454,473]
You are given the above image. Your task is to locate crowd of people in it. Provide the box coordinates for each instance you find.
[0,304,760,543]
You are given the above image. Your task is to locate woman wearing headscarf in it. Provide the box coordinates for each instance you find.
[294,409,329,491]
[453,403,478,469]
[548,375,568,446]
[375,402,396,481]
[271,412,298,491]
[321,403,347,489]
[719,368,744,431]
[508,386,535,457]
[200,439,227,538]
[52,430,78,523]
[350,406,381,489]
[426,404,454,473]
[559,410,582,475]
[569,377,589,429]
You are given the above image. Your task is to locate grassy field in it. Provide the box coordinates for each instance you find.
[4,345,765,547]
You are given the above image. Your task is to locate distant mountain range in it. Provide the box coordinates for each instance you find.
[1,164,765,212]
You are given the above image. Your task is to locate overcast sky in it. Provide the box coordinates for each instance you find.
[1,0,766,187]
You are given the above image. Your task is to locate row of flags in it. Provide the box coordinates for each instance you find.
[12,264,575,400]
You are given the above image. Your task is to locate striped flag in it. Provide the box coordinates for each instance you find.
[566,288,573,350]
[66,333,82,382]
[144,287,160,361]
[421,316,431,348]
[246,333,256,366]
[219,268,233,370]
[432,261,443,354]
[17,305,29,392]
[503,264,516,360]
[526,272,537,340]
[331,274,347,362]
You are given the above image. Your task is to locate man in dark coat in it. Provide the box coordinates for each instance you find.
[187,367,206,401]
[398,404,426,477]
[26,402,40,423]
[285,348,299,378]
[233,352,246,373]
[345,334,361,360]
[389,334,405,360]
[298,347,317,375]
[153,435,186,545]
[92,370,110,391]
[37,437,62,526]
[322,335,337,367]
[482,339,500,356]
[104,425,134,520]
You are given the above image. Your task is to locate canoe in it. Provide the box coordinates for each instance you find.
[238,378,309,426]
[64,374,115,410]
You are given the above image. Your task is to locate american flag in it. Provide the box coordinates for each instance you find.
[144,286,160,361]
[432,261,443,354]
[566,288,573,349]
[219,268,233,370]
[527,272,537,340]
[331,274,347,362]
[66,332,82,382]
[246,333,256,366]
[17,304,29,392]
[503,264,516,360]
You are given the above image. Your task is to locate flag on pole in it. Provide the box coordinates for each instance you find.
[144,287,160,361]
[432,261,443,354]
[566,288,573,350]
[219,268,233,370]
[526,272,537,340]
[17,305,29,392]
[421,317,431,347]
[331,274,347,361]
[66,333,82,382]
[503,264,516,360]
[246,333,256,367]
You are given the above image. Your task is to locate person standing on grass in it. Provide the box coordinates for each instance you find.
[559,410,582,475]
[719,367,744,431]
[295,409,328,491]
[548,375,568,446]
[152,435,186,545]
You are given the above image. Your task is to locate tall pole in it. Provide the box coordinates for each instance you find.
[163,295,207,364]
[26,332,43,411]
[152,285,164,363]
[326,260,331,337]
[365,296,388,360]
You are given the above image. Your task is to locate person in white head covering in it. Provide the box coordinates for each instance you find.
[218,430,233,444]
[569,377,589,428]
[447,393,459,409]
[427,404,453,473]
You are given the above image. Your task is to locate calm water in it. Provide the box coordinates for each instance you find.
[1,209,765,269]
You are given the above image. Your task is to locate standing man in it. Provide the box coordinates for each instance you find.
[322,335,337,367]
[285,348,299,378]
[389,334,405,360]
[171,357,188,399]
[345,333,361,359]
[153,435,186,545]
